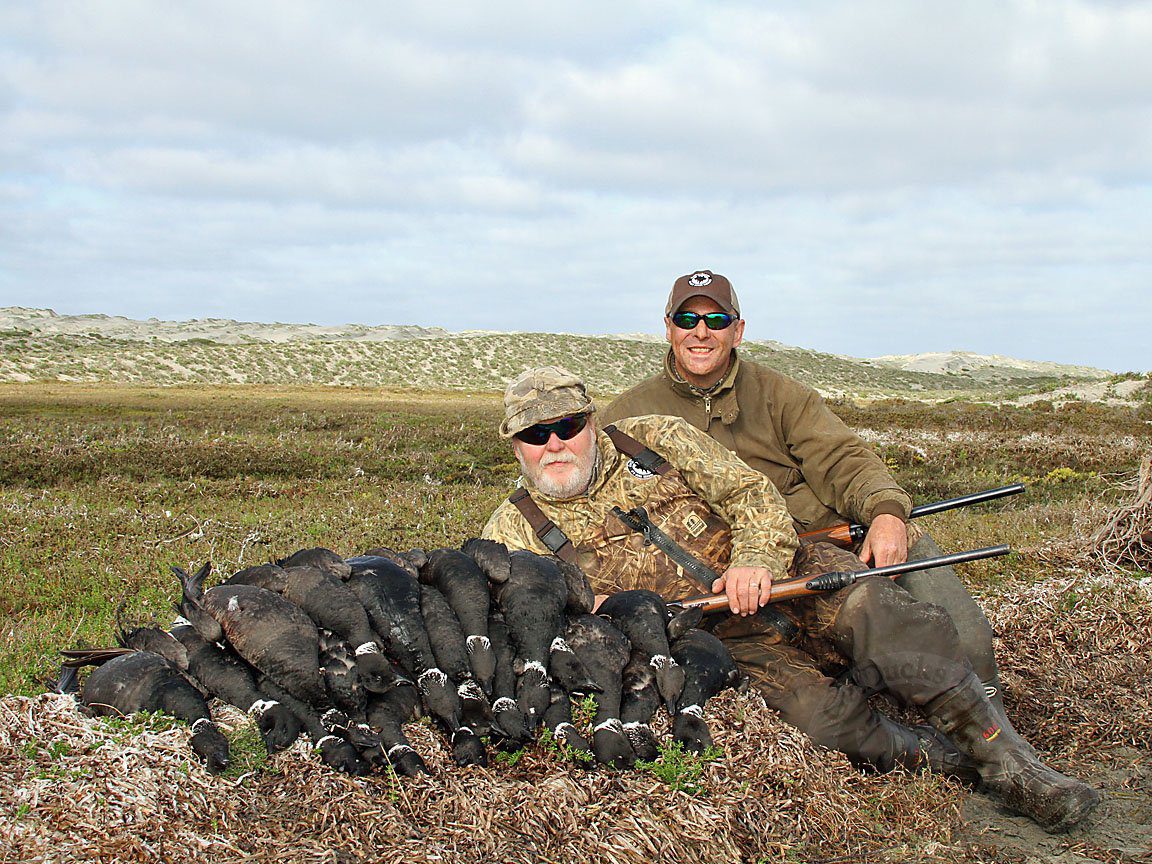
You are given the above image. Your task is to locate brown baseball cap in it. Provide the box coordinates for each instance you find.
[499,366,595,438]
[665,269,741,317]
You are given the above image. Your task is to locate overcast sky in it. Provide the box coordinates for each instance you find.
[2,1,1149,371]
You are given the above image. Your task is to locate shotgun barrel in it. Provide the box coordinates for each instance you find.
[799,484,1026,547]
[669,544,1011,615]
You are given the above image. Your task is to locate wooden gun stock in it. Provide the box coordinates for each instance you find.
[669,544,1010,615]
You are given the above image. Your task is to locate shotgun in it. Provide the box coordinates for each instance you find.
[799,484,1025,548]
[668,544,1011,615]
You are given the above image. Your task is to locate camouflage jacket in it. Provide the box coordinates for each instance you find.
[481,415,798,599]
[602,351,912,532]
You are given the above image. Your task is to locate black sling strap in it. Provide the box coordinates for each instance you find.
[610,505,719,590]
[602,424,671,476]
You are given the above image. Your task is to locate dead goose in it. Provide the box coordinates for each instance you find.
[276,547,351,581]
[564,613,634,768]
[619,649,661,762]
[165,617,302,753]
[486,608,531,750]
[345,556,462,733]
[361,545,427,580]
[421,548,497,696]
[175,562,326,708]
[460,537,511,585]
[491,551,597,727]
[419,582,492,750]
[596,589,699,714]
[259,677,371,776]
[225,561,397,694]
[670,629,743,754]
[541,682,595,766]
[76,650,230,774]
[365,689,429,777]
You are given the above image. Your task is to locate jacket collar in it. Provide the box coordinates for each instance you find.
[664,349,742,423]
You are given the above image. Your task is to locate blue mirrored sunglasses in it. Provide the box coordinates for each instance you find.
[670,311,736,331]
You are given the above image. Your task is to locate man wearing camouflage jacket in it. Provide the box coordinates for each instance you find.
[482,366,1099,833]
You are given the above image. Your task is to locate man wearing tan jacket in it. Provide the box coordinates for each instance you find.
[601,269,1002,706]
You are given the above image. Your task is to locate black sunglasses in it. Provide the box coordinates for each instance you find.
[669,311,737,331]
[513,413,590,446]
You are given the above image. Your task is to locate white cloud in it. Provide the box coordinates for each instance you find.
[1,0,1149,371]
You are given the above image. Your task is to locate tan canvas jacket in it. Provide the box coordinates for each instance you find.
[481,415,798,598]
[601,352,911,532]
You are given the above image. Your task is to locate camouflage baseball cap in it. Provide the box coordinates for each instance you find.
[500,366,595,438]
[665,269,741,317]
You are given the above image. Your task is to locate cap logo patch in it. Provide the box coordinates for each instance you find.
[687,272,712,287]
[626,458,656,479]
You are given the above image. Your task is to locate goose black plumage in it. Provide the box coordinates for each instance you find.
[596,589,699,714]
[345,555,462,732]
[542,682,595,766]
[619,649,662,762]
[492,551,597,724]
[259,677,371,776]
[421,548,497,696]
[670,628,743,753]
[564,613,634,768]
[175,562,327,707]
[77,650,230,774]
[226,561,397,694]
[485,608,531,749]
[365,689,429,776]
[165,617,302,752]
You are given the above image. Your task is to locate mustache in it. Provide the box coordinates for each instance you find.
[539,452,577,467]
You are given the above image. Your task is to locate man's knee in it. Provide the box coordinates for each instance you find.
[836,576,964,662]
[901,533,998,680]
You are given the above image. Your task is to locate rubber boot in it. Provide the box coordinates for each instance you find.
[928,672,1101,833]
[907,723,982,787]
[981,672,1039,759]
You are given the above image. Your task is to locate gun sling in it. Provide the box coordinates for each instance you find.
[508,488,579,565]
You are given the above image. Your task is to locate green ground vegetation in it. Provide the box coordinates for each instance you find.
[1,382,1147,696]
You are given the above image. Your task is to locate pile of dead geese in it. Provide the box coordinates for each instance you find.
[57,541,743,777]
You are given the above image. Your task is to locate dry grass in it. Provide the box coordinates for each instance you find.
[2,689,972,864]
[1091,453,1152,573]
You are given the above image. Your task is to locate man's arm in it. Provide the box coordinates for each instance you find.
[775,382,911,566]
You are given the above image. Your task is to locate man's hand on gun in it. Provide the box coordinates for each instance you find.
[711,565,774,616]
[857,513,908,568]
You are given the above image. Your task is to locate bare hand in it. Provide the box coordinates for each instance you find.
[711,566,773,616]
[858,514,908,568]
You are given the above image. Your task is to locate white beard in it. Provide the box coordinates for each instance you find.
[517,447,598,499]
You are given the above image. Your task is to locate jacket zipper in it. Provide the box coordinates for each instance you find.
[703,395,712,425]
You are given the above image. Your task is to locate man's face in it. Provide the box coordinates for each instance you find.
[513,414,598,498]
[665,296,745,388]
